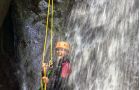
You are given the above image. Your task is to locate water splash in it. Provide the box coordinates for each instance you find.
[66,0,138,90]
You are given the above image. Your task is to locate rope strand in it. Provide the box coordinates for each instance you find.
[41,0,51,90]
[41,0,54,90]
[50,0,54,63]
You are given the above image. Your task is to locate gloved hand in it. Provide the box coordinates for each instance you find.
[42,63,49,71]
[42,76,49,85]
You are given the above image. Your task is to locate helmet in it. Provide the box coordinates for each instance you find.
[55,41,70,50]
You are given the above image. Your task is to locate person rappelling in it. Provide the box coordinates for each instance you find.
[41,41,72,90]
[40,0,72,89]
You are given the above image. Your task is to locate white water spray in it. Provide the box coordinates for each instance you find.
[66,0,138,90]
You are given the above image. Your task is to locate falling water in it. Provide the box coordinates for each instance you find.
[66,0,138,90]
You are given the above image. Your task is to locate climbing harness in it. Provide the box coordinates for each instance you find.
[41,0,54,90]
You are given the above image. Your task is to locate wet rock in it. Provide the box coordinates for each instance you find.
[0,0,11,28]
[11,0,73,90]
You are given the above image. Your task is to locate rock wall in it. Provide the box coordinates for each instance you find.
[0,0,11,28]
[11,0,73,90]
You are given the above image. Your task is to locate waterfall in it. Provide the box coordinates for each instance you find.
[66,0,138,90]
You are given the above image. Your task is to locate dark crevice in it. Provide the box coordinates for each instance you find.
[0,4,20,90]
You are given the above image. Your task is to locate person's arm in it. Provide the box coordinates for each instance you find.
[42,63,48,76]
[41,63,49,84]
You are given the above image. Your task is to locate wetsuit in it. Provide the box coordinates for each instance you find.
[43,57,71,90]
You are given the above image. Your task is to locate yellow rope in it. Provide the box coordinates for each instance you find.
[42,0,51,64]
[41,0,51,89]
[41,0,54,90]
[50,0,54,65]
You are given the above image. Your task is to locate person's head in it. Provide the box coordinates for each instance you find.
[55,41,70,58]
